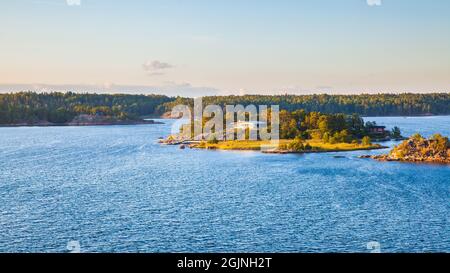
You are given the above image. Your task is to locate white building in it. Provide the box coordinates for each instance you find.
[234,121,267,130]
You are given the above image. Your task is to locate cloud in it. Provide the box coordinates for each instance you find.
[367,0,382,6]
[0,82,221,97]
[142,60,174,76]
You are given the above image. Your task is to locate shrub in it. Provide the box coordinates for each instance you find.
[278,144,289,150]
[288,137,305,151]
[431,134,449,150]
[391,126,402,138]
[362,136,372,146]
[412,133,424,141]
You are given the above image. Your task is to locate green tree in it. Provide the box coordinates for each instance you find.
[391,126,402,138]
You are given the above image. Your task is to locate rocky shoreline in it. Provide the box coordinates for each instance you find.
[360,134,450,164]
[263,145,387,154]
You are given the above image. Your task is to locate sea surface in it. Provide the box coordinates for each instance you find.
[0,116,449,253]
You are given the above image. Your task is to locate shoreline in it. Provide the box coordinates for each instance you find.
[360,114,447,118]
[262,145,387,154]
[175,140,388,154]
[161,113,450,119]
[360,155,450,165]
[0,120,164,128]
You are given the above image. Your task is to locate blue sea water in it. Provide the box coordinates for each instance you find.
[0,116,449,253]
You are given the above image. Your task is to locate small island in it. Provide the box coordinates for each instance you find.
[365,134,450,164]
[162,110,397,154]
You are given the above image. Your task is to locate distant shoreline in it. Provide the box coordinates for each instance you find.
[0,119,163,128]
[361,114,450,118]
[159,113,450,120]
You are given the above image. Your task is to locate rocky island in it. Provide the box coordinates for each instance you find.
[365,134,450,164]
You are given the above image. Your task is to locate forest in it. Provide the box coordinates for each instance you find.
[277,110,392,143]
[160,93,450,116]
[0,92,449,125]
[0,92,172,124]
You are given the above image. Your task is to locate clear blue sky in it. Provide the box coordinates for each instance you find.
[1,0,449,96]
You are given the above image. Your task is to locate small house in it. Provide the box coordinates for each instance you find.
[235,121,267,130]
[368,125,386,134]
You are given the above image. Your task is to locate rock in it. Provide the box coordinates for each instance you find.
[180,144,186,149]
[367,135,450,164]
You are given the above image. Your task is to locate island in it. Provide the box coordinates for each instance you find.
[363,134,450,164]
[162,110,396,154]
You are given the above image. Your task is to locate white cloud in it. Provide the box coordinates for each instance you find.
[367,0,382,6]
[142,60,174,76]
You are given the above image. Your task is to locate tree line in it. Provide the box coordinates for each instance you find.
[160,93,450,116]
[0,92,172,124]
[0,92,449,124]
[277,110,402,145]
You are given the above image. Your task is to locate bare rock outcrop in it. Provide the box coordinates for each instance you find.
[369,134,450,164]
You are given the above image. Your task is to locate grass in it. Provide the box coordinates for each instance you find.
[193,139,384,153]
[196,140,291,150]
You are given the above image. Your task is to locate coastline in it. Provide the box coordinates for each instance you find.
[262,145,387,154]
[361,154,450,165]
[0,119,164,128]
[177,140,387,154]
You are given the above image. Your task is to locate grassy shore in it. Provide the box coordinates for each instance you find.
[192,139,385,153]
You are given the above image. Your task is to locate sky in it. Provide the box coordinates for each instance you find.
[0,0,449,96]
